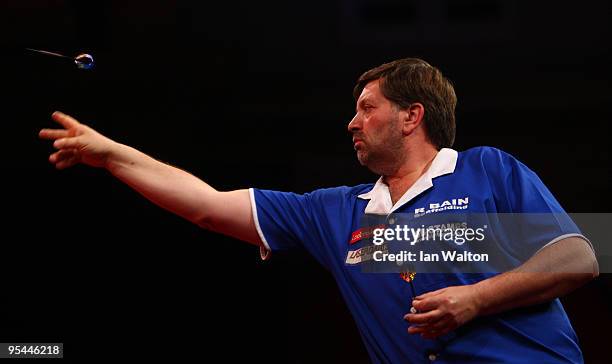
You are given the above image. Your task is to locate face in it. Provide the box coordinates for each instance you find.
[348,80,405,175]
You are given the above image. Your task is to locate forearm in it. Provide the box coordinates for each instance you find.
[474,272,587,316]
[105,142,218,225]
[41,111,261,245]
[473,237,598,316]
[103,142,260,244]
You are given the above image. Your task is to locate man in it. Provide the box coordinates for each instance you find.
[40,58,598,363]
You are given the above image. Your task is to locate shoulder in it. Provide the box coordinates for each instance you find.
[306,184,374,201]
[253,184,374,206]
[459,146,550,194]
[459,146,520,164]
[458,146,533,174]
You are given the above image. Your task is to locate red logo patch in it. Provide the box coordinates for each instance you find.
[349,224,386,244]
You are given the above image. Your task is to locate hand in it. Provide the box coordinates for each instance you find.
[39,111,117,169]
[404,285,482,339]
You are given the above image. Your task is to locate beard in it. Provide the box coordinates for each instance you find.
[356,117,405,175]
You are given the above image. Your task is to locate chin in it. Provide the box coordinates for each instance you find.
[356,152,368,166]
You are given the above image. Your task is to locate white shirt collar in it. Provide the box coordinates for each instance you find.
[357,148,458,214]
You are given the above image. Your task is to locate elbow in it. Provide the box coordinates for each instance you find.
[582,243,599,280]
[590,255,600,279]
[571,256,599,288]
[573,254,599,285]
[565,237,599,282]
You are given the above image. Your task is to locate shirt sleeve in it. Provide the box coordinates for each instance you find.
[482,148,593,259]
[248,187,348,267]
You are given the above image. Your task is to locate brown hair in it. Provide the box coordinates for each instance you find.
[353,58,457,149]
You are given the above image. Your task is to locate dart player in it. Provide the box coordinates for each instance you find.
[39,58,598,363]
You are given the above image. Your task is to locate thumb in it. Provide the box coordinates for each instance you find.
[54,136,83,149]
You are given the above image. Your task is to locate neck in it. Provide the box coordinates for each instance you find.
[383,144,438,205]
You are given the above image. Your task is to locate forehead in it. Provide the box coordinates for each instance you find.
[357,79,384,103]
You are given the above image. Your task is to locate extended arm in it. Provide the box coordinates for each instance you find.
[39,111,262,246]
[405,237,598,339]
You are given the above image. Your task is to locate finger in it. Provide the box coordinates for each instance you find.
[404,309,443,324]
[55,155,80,170]
[408,316,451,334]
[54,136,83,149]
[408,325,425,334]
[52,111,80,129]
[419,317,456,339]
[49,149,77,164]
[415,288,446,300]
[412,295,444,312]
[408,325,446,337]
[39,128,70,140]
[408,323,449,336]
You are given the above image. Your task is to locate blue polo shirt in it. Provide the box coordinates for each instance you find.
[249,147,588,364]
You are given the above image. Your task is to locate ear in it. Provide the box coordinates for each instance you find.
[399,103,425,135]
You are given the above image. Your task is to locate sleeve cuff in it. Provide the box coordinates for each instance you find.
[535,233,595,256]
[249,188,272,260]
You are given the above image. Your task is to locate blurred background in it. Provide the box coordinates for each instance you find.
[0,0,610,362]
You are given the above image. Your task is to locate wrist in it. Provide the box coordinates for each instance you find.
[104,141,127,172]
[471,280,489,317]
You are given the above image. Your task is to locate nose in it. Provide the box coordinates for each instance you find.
[348,113,361,133]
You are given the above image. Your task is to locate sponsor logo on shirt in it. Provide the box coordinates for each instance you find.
[414,197,469,217]
[346,243,389,265]
[349,224,386,245]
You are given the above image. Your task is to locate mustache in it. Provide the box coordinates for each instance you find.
[352,133,365,142]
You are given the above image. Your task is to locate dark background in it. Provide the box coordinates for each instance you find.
[1,0,611,362]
